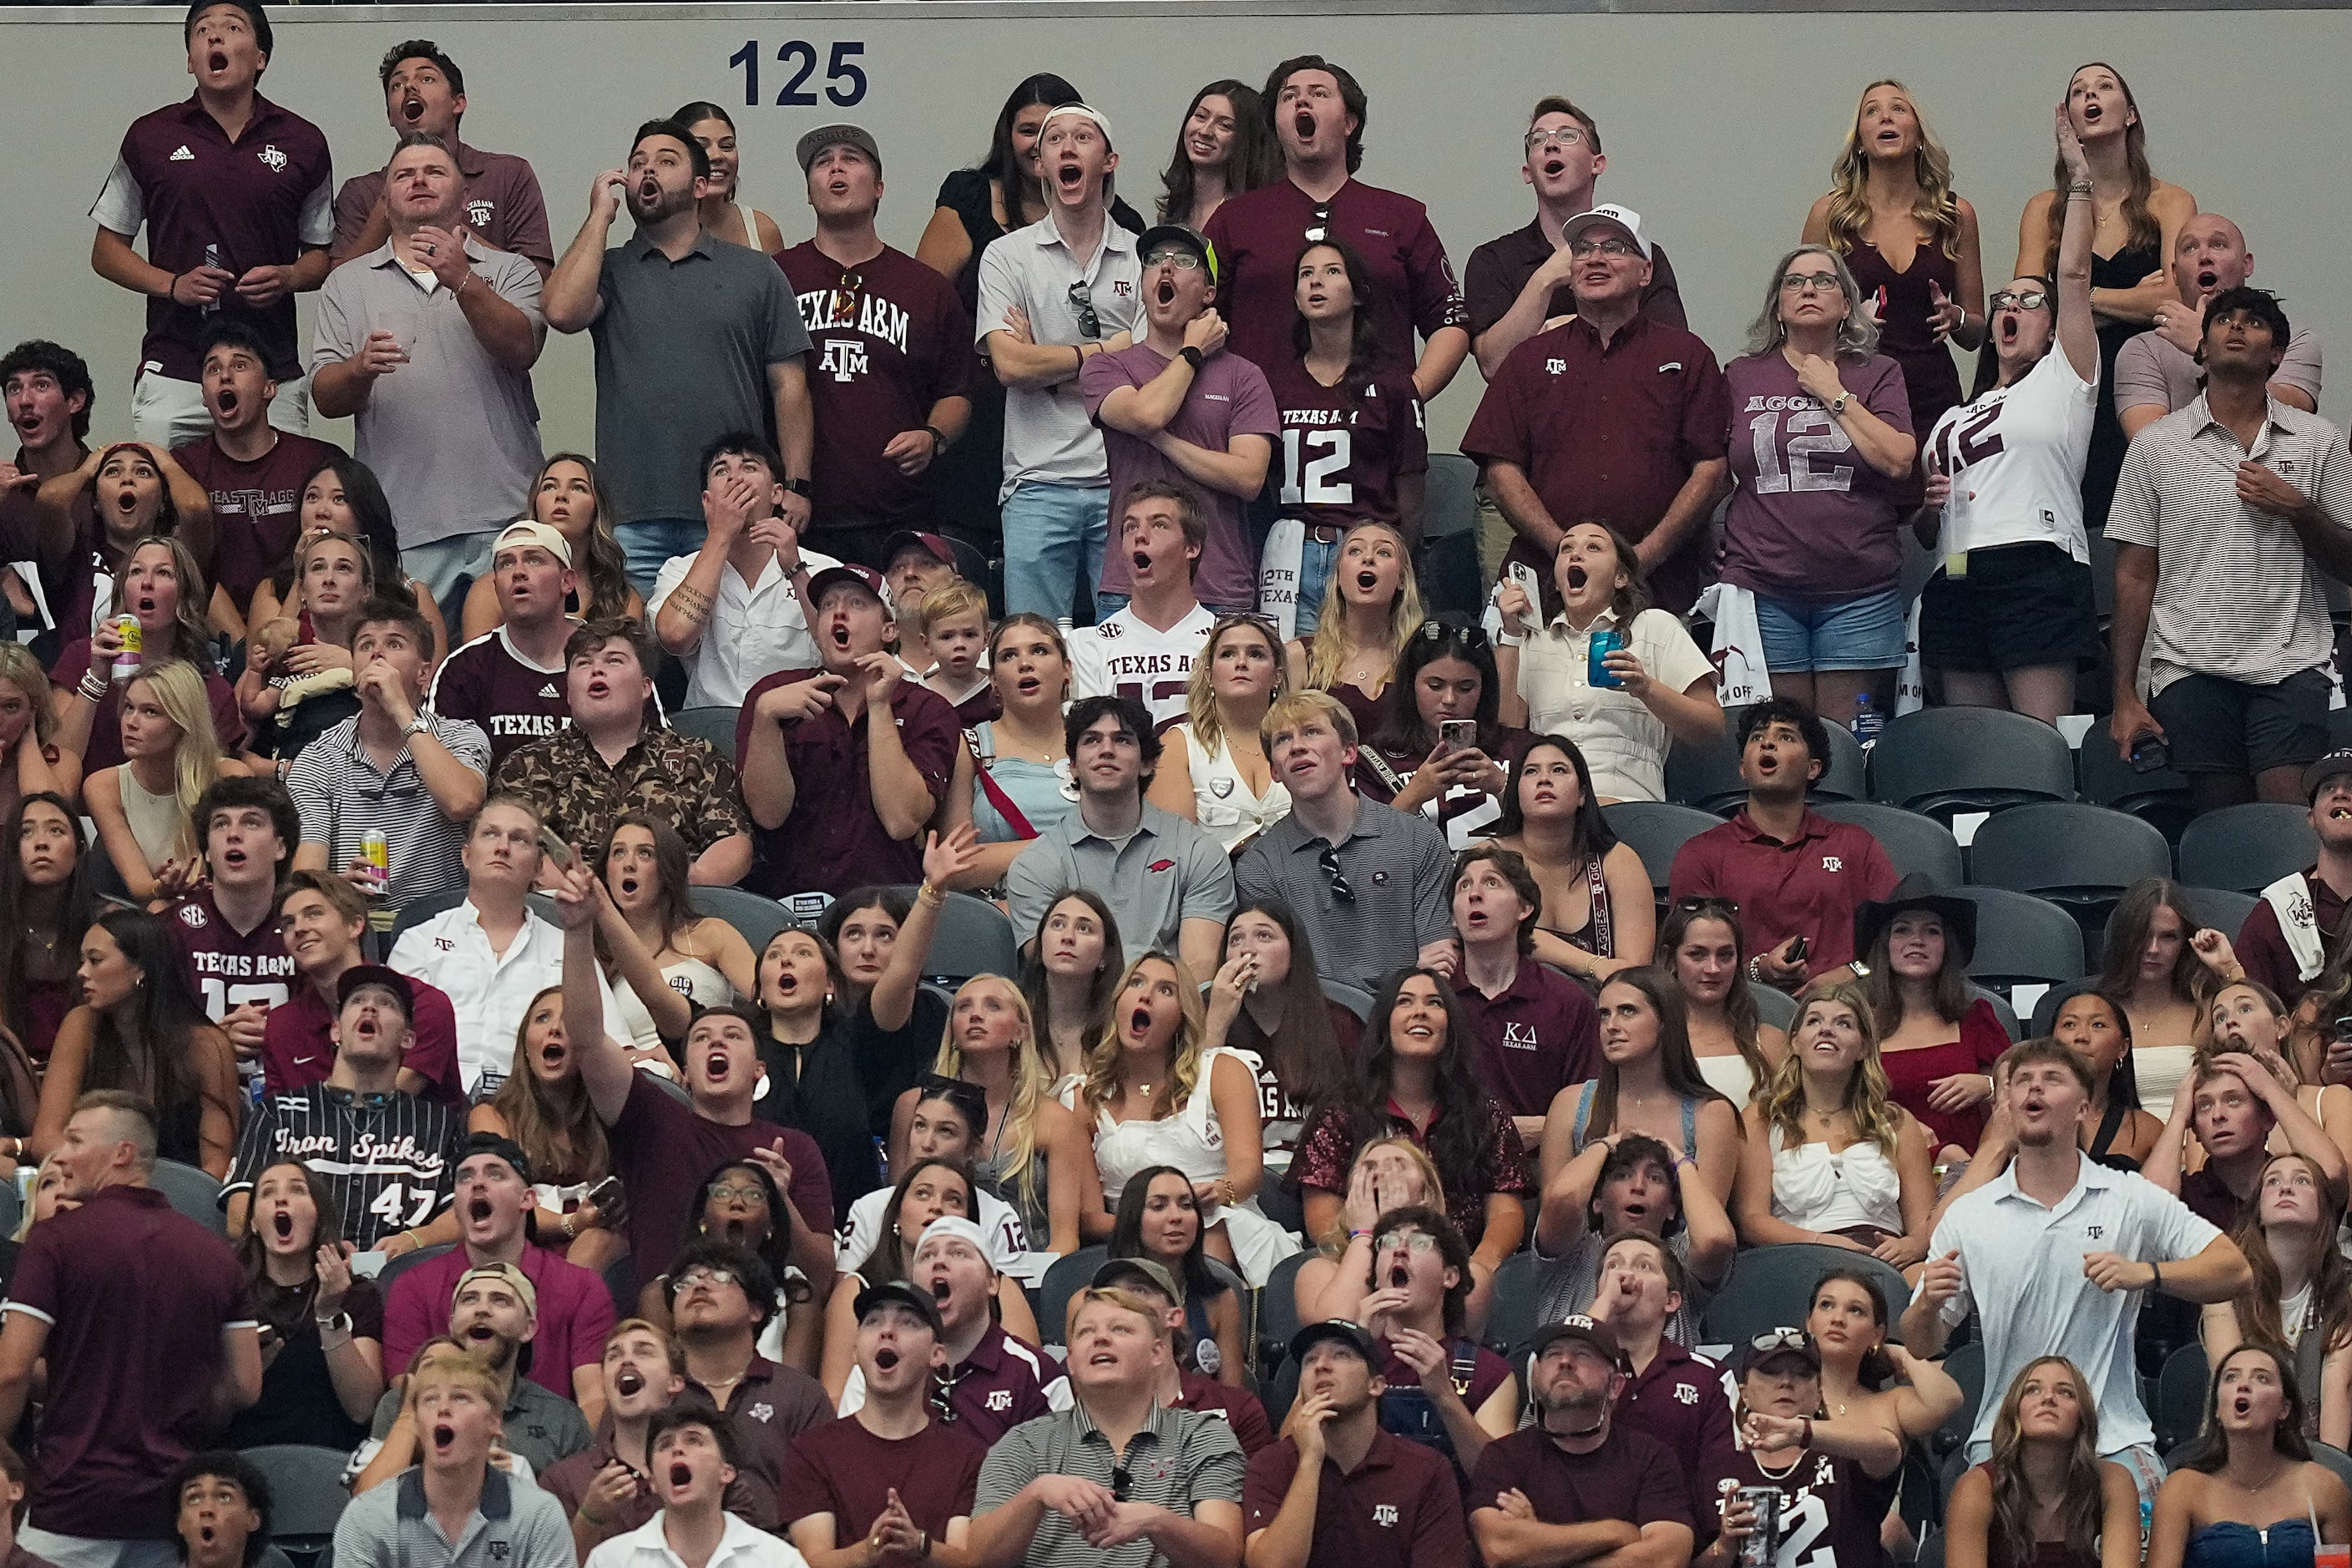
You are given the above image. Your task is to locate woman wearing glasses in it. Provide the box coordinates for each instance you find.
[1359,617,1530,847]
[1148,614,1291,852]
[1718,245,1917,725]
[1914,107,2103,725]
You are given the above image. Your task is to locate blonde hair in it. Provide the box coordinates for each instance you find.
[1821,79,1965,260]
[293,527,376,610]
[123,660,230,867]
[1260,689,1358,752]
[1303,523,1424,695]
[406,1349,504,1411]
[931,975,1050,1215]
[1183,615,1286,756]
[1070,1284,1169,1341]
[1083,952,1207,1122]
[920,579,989,632]
[0,645,58,753]
[1756,979,1906,1153]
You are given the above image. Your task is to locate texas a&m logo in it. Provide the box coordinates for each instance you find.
[987,1388,1013,1413]
[1372,1505,1399,1528]
[820,340,872,383]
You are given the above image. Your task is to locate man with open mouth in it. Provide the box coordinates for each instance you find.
[2117,214,2323,441]
[655,1241,831,1515]
[1089,1257,1274,1458]
[163,774,300,1061]
[781,1278,987,1568]
[583,1404,786,1568]
[0,338,104,651]
[1065,483,1221,731]
[2232,752,2352,1011]
[260,867,463,1105]
[168,1452,269,1568]
[1531,1131,1732,1349]
[91,0,332,451]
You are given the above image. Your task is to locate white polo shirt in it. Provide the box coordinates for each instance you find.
[649,543,842,710]
[974,213,1143,495]
[584,1510,807,1568]
[1931,1156,2220,1453]
[389,899,620,1096]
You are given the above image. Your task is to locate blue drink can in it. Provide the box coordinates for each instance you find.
[1588,627,1628,689]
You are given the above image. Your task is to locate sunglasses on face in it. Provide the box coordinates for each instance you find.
[1068,281,1102,339]
[1990,289,2051,311]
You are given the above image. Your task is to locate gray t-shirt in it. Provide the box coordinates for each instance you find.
[591,230,810,526]
[974,214,1143,496]
[2114,324,2324,417]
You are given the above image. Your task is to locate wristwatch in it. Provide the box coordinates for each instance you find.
[781,478,813,497]
[401,712,432,738]
[1828,392,1852,416]
[316,1312,352,1333]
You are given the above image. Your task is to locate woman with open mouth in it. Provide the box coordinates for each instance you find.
[225,1158,386,1450]
[1853,878,2011,1166]
[633,1157,817,1372]
[2142,1341,2352,1568]
[460,453,643,643]
[1946,1355,2141,1568]
[1154,80,1277,232]
[1287,520,1424,743]
[1150,615,1292,852]
[593,815,756,1062]
[1666,898,1788,1109]
[1014,889,1124,1094]
[1287,1135,1443,1326]
[674,100,787,257]
[474,985,625,1272]
[28,441,205,660]
[1359,617,1530,849]
[2202,1153,2352,1446]
[947,615,1078,898]
[250,456,448,675]
[51,534,248,776]
[0,791,96,1072]
[1485,736,1655,985]
[1105,1164,1250,1387]
[85,660,248,903]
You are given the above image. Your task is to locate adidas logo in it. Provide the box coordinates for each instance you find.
[539,684,558,699]
[169,145,194,161]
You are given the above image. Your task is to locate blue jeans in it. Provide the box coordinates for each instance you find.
[615,517,706,599]
[1000,481,1107,622]
[1292,534,1341,636]
[1753,587,1909,672]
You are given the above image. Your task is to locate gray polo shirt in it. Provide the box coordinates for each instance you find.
[334,1467,573,1568]
[974,214,1143,496]
[311,236,546,548]
[365,1373,594,1477]
[1234,797,1453,988]
[591,230,810,527]
[975,1398,1245,1568]
[1005,802,1234,955]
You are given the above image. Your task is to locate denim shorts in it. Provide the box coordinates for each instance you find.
[1753,586,1909,673]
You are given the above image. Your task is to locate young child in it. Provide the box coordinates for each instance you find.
[171,1451,271,1568]
[919,580,997,724]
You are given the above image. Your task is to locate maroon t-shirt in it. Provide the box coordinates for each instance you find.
[736,668,959,899]
[1080,342,1280,607]
[1460,311,1730,614]
[1171,1368,1277,1457]
[1453,959,1602,1121]
[1204,178,1469,382]
[1258,357,1429,533]
[382,1240,617,1403]
[168,886,296,1022]
[1696,1445,1899,1568]
[777,242,973,533]
[1463,221,1687,341]
[428,628,572,769]
[1615,1341,1736,1501]
[99,94,333,382]
[2238,872,2343,1009]
[1465,1423,1694,1531]
[8,1184,253,1539]
[609,1071,832,1281]
[692,1356,835,1515]
[1243,1429,1470,1568]
[780,1414,989,1565]
[258,974,463,1105]
[1719,352,1913,604]
[1666,809,1899,974]
[333,141,553,271]
[172,431,344,615]
[51,639,247,769]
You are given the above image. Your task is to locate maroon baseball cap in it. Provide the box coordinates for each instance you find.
[883,530,986,584]
[806,562,893,611]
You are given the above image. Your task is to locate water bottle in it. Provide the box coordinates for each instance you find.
[1853,692,1884,751]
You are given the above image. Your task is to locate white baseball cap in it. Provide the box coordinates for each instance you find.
[1564,203,1651,260]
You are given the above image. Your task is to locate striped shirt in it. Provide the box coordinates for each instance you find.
[975,1397,1245,1568]
[2106,394,2352,692]
[283,711,493,907]
[222,1084,464,1249]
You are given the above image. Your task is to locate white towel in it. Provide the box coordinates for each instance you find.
[1258,517,1305,642]
[2261,872,2329,984]
[1692,582,1771,708]
[1897,597,1927,716]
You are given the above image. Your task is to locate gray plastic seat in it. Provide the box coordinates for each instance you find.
[1868,708,2076,823]
[688,885,791,955]
[1750,984,1797,1033]
[884,886,1018,982]
[1966,802,2173,928]
[1601,802,1722,894]
[1952,887,2087,990]
[1699,1242,1910,1350]
[1482,1250,1550,1358]
[2077,732,2193,843]
[2177,803,2319,897]
[151,1158,227,1238]
[1422,453,1478,542]
[238,1444,352,1562]
[1320,978,1373,1022]
[667,706,739,752]
[1665,711,1867,816]
[2178,885,2260,938]
[1814,802,1964,889]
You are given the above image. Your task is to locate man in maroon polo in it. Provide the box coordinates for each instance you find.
[1462,205,1727,615]
[662,1242,832,1508]
[1582,1231,1735,1498]
[260,869,462,1104]
[167,776,299,1071]
[2233,752,2352,1014]
[1244,1318,1469,1568]
[1667,700,1897,990]
[91,0,332,449]
[1448,844,1600,1147]
[0,1092,260,1568]
[1205,55,1470,402]
[331,41,552,276]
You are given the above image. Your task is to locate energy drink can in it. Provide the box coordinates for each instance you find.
[1588,627,1628,690]
[361,829,390,893]
[113,615,143,682]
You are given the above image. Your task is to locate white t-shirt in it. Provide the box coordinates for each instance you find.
[1067,603,1219,730]
[833,1186,1028,1273]
[1514,606,1714,803]
[1923,346,2099,564]
[1931,1157,2220,1453]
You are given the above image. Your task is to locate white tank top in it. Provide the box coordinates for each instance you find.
[1176,724,1290,852]
[610,957,740,1054]
[1697,1053,1758,1109]
[1924,346,2099,564]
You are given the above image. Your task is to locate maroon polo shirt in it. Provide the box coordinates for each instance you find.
[736,667,959,899]
[172,430,345,615]
[428,628,572,769]
[51,639,246,769]
[936,1323,1063,1444]
[1614,1339,1736,1498]
[1204,177,1469,382]
[2237,868,2345,1009]
[7,1184,253,1539]
[1259,357,1429,533]
[1171,1368,1277,1457]
[777,242,973,533]
[169,885,296,1023]
[1453,958,1601,1121]
[99,94,333,382]
[333,140,553,271]
[2178,1166,2244,1233]
[690,1355,833,1513]
[1463,221,1687,341]
[1243,1428,1470,1568]
[541,1435,777,1537]
[1460,311,1730,614]
[258,974,462,1105]
[382,1241,617,1404]
[1666,808,1898,974]
[780,1414,989,1565]
[609,1070,832,1281]
[1465,1422,1694,1530]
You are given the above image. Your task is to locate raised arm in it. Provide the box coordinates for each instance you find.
[550,857,635,1124]
[2051,108,2101,384]
[542,169,621,333]
[870,828,979,1033]
[1534,1096,1605,1256]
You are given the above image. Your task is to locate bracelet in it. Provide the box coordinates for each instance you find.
[163,272,183,304]
[1746,957,1764,983]
[1218,1176,1237,1207]
[560,1212,578,1239]
[455,270,478,298]
[77,672,109,702]
[918,881,947,909]
[2066,180,2095,195]
[1073,345,1086,374]
[579,1507,609,1530]
[1348,1229,1373,1241]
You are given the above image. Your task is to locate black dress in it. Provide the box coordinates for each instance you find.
[2082,242,2162,530]
[753,988,943,1226]
[225,1275,385,1450]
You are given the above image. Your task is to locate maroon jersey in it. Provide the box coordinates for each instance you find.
[1697,1446,1899,1568]
[1258,357,1429,530]
[91,94,334,383]
[777,242,973,532]
[168,887,296,1023]
[1204,177,1468,382]
[428,628,571,768]
[172,432,345,615]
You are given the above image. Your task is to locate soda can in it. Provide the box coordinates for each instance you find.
[361,829,390,893]
[113,615,143,683]
[1588,626,1628,690]
[1736,1486,1782,1568]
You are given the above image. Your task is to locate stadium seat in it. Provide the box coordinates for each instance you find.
[2154,1341,2210,1453]
[885,886,1018,983]
[1601,802,1722,895]
[1036,1245,1110,1346]
[1257,1178,1305,1238]
[1666,711,1866,816]
[1320,978,1374,1022]
[1965,802,2172,931]
[1968,984,2022,1043]
[1417,455,1482,617]
[1815,802,1965,889]
[376,1241,457,1293]
[2077,733,2193,844]
[2177,804,2319,897]
[1262,1348,1302,1430]
[383,887,468,948]
[153,1158,227,1238]
[2313,1443,2352,1498]
[239,1444,351,1567]
[1482,1250,1549,1358]
[2177,885,2260,938]
[604,1252,639,1319]
[667,706,739,751]
[1952,888,2086,992]
[1257,1251,1311,1373]
[1697,1243,1909,1350]
[688,884,790,954]
[1868,709,2076,823]
[1934,1339,1985,1456]
[1751,984,1797,1034]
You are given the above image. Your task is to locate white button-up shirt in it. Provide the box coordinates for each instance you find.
[389,899,620,1095]
[650,544,842,711]
[584,1511,808,1568]
[1514,605,1713,802]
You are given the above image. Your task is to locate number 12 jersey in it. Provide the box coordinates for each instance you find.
[1259,357,1429,531]
[1924,346,2099,564]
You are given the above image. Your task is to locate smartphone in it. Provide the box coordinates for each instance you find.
[584,1176,624,1211]
[537,827,573,868]
[1786,934,1809,964]
[1439,720,1478,752]
[2128,731,2170,775]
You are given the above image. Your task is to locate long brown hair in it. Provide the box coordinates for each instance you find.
[1859,905,1973,1034]
[1758,981,1904,1153]
[2174,1340,2314,1470]
[1662,899,1773,1089]
[2044,63,2162,270]
[1219,898,1348,1120]
[1821,79,1964,260]
[1986,1356,2107,1568]
[1585,969,1741,1141]
[1184,615,1286,756]
[487,985,611,1186]
[868,1157,978,1282]
[2232,1152,2352,1360]
[2097,878,2212,1009]
[235,1159,347,1340]
[530,453,635,625]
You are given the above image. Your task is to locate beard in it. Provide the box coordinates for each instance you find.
[626,181,692,225]
[1535,1382,1608,1434]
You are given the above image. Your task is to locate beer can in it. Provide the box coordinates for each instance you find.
[113,615,143,682]
[361,829,390,892]
[1587,626,1628,690]
[1736,1486,1782,1568]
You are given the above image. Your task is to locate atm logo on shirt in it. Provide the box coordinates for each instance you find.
[1373,1505,1399,1528]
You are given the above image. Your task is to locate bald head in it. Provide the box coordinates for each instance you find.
[2172,215,2253,302]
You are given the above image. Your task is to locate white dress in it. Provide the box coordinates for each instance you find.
[1086,1044,1300,1286]
[2132,1044,2197,1111]
[1174,723,1290,852]
[1770,1139,1903,1237]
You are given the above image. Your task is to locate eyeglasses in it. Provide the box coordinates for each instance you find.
[706,1183,767,1203]
[1144,248,1206,271]
[1990,289,2051,311]
[1569,238,1639,260]
[1375,1231,1440,1256]
[1305,203,1333,244]
[1111,1465,1133,1502]
[1780,272,1841,295]
[675,1266,739,1289]
[1068,281,1101,340]
[1317,842,1354,905]
[831,270,863,326]
[1525,126,1590,152]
